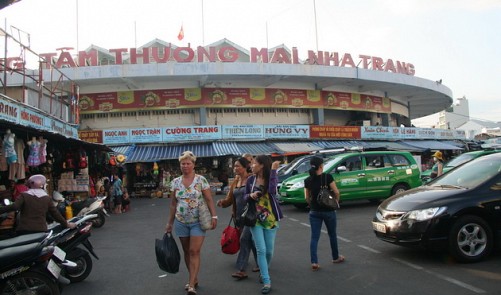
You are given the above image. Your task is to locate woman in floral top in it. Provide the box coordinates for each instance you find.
[166,151,217,295]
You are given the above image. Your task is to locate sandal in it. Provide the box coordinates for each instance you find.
[231,271,248,280]
[261,284,272,294]
[311,263,320,271]
[187,286,197,295]
[332,255,345,263]
[184,282,199,290]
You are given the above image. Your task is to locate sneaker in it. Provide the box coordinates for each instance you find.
[261,284,271,294]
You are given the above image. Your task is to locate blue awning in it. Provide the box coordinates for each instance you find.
[235,142,282,155]
[126,143,216,163]
[401,140,463,150]
[110,145,135,157]
[212,142,242,156]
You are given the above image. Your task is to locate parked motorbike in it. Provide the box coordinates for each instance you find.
[48,214,99,283]
[0,231,69,295]
[55,191,108,228]
[0,199,16,239]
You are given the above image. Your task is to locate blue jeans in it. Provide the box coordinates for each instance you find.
[236,226,257,271]
[249,224,278,285]
[309,210,339,264]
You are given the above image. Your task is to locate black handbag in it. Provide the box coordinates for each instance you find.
[317,173,339,210]
[155,233,181,273]
[241,199,257,227]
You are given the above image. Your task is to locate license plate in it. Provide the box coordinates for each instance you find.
[280,192,287,197]
[53,246,66,261]
[47,259,61,278]
[372,221,386,233]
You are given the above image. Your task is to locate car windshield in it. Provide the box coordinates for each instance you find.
[432,156,501,188]
[324,155,345,171]
[444,153,476,168]
[278,157,308,176]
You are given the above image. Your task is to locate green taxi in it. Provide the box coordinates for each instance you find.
[421,149,501,183]
[278,151,422,208]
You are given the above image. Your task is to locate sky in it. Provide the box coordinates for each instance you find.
[0,0,500,125]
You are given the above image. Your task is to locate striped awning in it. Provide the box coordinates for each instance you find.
[212,142,242,156]
[126,143,216,163]
[401,140,463,150]
[110,145,135,157]
[235,142,283,155]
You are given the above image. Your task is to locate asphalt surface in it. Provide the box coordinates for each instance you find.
[63,197,501,295]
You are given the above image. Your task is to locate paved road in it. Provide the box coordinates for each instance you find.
[64,197,501,295]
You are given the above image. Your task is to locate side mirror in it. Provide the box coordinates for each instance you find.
[336,166,347,173]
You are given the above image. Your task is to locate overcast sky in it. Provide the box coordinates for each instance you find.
[1,0,500,124]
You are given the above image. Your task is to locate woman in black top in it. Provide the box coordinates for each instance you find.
[304,157,344,271]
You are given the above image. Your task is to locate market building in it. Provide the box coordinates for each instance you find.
[0,28,111,202]
[5,38,466,196]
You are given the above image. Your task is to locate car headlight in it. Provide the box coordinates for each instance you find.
[402,207,447,221]
[290,182,305,189]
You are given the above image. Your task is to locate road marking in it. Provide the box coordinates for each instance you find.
[357,245,380,253]
[290,214,485,293]
[393,258,486,294]
[338,236,352,243]
[158,274,167,278]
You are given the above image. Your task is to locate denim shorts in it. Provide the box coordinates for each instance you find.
[174,219,206,237]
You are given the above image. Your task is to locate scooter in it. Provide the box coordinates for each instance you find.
[0,231,70,295]
[55,191,108,228]
[48,214,99,283]
[0,199,16,239]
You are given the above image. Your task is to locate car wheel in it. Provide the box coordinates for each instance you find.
[391,184,408,196]
[448,215,493,263]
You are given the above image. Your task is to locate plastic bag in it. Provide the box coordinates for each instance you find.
[221,217,240,255]
[155,233,180,273]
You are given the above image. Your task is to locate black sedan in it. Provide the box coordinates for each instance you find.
[372,153,501,263]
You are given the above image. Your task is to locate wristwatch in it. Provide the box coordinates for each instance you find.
[211,216,218,219]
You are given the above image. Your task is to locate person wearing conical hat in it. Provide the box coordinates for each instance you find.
[430,151,444,179]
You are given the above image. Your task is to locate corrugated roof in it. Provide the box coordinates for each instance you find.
[401,140,463,150]
[235,142,282,155]
[365,141,425,152]
[273,142,322,153]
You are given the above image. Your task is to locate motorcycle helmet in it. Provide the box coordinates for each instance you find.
[52,190,65,202]
[28,174,47,189]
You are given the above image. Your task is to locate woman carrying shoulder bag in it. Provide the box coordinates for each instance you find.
[304,156,345,271]
[217,157,258,280]
[245,155,282,294]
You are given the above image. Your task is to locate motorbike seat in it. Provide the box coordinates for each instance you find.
[0,232,48,250]
[0,242,44,270]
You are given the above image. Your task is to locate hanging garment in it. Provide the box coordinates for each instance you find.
[27,140,42,167]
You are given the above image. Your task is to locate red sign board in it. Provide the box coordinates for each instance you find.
[309,126,361,139]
